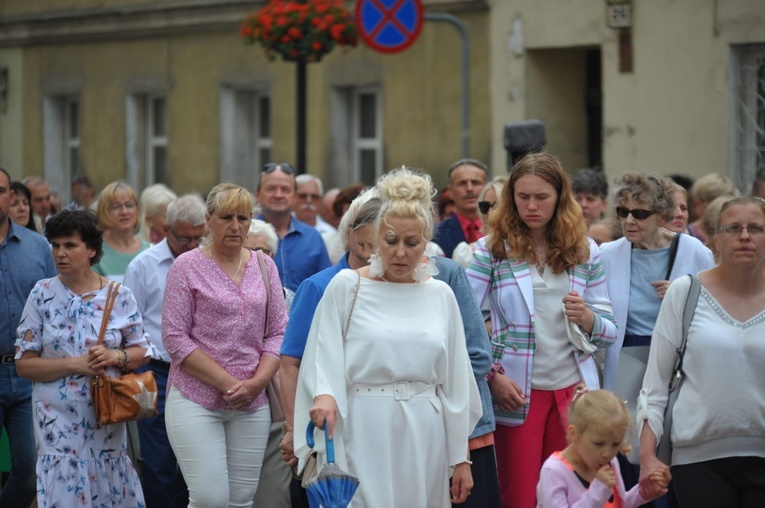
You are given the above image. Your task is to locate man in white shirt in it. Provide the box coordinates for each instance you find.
[123,194,206,508]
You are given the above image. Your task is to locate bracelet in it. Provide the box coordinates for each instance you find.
[485,362,505,382]
[122,350,130,370]
[116,350,125,368]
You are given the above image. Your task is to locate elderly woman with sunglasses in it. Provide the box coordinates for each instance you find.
[600,173,714,391]
[599,173,714,502]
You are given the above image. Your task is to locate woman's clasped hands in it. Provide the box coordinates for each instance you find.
[223,379,263,411]
[86,345,119,374]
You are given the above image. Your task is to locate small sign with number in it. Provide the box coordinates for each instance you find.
[607,4,632,28]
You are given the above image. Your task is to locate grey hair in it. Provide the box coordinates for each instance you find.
[166,194,206,227]
[614,172,677,216]
[21,176,46,187]
[139,184,177,242]
[248,219,279,255]
[296,174,324,196]
[338,187,381,251]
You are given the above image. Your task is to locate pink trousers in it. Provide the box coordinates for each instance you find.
[494,384,577,508]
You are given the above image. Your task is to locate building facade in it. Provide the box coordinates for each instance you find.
[1,0,764,202]
[0,0,491,201]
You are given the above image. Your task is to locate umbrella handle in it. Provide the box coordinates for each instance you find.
[306,421,336,463]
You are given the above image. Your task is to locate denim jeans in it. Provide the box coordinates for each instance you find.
[0,364,36,508]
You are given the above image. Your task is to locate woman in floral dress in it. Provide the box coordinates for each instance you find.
[15,210,156,508]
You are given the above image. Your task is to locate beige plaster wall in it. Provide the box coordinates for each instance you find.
[0,48,23,177]
[15,6,491,194]
[489,0,765,186]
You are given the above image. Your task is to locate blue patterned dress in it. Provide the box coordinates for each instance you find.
[15,276,156,508]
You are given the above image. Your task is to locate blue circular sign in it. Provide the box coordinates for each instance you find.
[355,0,424,54]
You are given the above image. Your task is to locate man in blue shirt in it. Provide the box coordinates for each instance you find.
[255,163,331,292]
[0,168,57,508]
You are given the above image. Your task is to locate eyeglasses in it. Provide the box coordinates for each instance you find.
[615,207,658,220]
[108,201,137,213]
[249,246,273,257]
[263,163,295,175]
[168,226,205,246]
[297,192,321,201]
[478,201,495,215]
[718,224,765,236]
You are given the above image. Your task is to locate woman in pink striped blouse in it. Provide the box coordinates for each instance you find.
[162,183,287,508]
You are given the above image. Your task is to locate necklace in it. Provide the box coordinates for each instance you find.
[208,245,243,280]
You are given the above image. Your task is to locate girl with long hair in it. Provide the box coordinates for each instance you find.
[466,152,618,508]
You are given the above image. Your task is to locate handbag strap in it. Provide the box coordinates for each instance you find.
[664,233,681,280]
[343,272,361,340]
[96,281,121,347]
[256,250,270,336]
[670,274,701,390]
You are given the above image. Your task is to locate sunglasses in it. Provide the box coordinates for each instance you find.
[263,163,295,174]
[478,201,495,215]
[615,206,658,220]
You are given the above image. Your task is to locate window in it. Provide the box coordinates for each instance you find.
[730,45,765,192]
[126,94,169,191]
[330,85,383,186]
[43,96,80,204]
[352,88,383,185]
[219,88,271,190]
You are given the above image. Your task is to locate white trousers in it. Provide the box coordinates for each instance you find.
[166,386,270,508]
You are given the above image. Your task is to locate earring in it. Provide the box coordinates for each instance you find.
[369,251,384,278]
[412,256,439,283]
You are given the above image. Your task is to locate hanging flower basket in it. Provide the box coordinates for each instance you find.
[241,0,358,62]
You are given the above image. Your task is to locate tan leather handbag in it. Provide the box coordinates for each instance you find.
[91,282,158,427]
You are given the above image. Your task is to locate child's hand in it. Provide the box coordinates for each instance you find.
[638,467,670,500]
[595,464,616,488]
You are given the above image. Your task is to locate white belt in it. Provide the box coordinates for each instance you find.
[349,382,437,401]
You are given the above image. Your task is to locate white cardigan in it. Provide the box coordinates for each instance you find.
[599,234,714,390]
[637,276,765,465]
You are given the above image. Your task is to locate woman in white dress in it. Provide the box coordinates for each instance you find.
[294,167,481,507]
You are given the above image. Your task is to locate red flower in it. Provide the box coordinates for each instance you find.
[242,0,357,62]
[330,23,345,41]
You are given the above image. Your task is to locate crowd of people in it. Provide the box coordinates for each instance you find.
[0,153,764,508]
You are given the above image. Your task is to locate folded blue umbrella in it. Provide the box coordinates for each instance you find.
[305,421,360,508]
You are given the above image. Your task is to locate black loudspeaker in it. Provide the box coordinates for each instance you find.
[503,119,547,170]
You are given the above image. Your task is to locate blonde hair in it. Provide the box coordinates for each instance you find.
[96,181,140,230]
[206,183,257,217]
[703,195,736,242]
[568,388,632,455]
[375,167,436,241]
[691,173,738,205]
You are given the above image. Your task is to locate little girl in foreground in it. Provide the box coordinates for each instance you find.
[536,388,668,507]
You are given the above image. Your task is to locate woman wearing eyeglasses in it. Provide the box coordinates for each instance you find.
[599,173,714,505]
[466,152,618,508]
[638,196,765,507]
[93,181,150,283]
